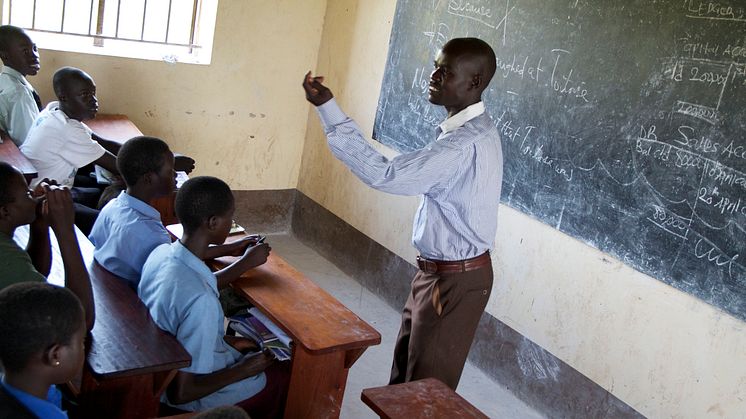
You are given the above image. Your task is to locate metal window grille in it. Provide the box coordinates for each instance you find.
[6,0,202,52]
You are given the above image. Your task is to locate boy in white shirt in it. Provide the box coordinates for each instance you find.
[21,67,117,234]
[0,25,42,145]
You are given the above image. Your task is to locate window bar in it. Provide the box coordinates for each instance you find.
[140,0,148,40]
[8,0,12,25]
[164,0,173,44]
[187,0,199,53]
[22,27,198,48]
[31,0,37,29]
[88,0,95,35]
[60,0,67,32]
[94,0,105,46]
[114,0,121,38]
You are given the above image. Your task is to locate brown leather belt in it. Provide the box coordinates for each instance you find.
[416,251,491,274]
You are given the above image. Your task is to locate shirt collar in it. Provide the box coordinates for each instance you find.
[438,102,485,134]
[1,66,30,88]
[118,191,162,221]
[45,101,91,131]
[172,240,219,297]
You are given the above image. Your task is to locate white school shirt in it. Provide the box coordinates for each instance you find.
[0,66,39,145]
[21,101,105,188]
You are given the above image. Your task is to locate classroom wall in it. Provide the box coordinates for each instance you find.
[297,1,746,418]
[27,0,327,191]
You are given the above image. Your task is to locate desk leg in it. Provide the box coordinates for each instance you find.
[285,345,348,419]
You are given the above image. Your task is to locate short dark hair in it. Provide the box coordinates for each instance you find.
[0,161,22,207]
[0,25,27,53]
[0,282,84,372]
[52,66,91,98]
[117,136,171,186]
[175,176,234,232]
[445,37,497,89]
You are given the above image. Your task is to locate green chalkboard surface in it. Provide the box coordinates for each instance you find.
[373,0,746,320]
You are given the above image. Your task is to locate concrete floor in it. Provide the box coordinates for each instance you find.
[266,234,544,419]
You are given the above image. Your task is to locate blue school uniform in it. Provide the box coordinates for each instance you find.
[0,381,67,419]
[138,240,266,411]
[89,191,171,287]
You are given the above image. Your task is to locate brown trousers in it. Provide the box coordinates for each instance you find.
[389,263,493,389]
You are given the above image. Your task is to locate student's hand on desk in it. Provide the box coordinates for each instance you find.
[174,154,195,173]
[222,236,256,257]
[240,242,271,268]
[30,179,55,228]
[43,184,76,233]
[224,335,260,354]
[303,71,333,106]
[237,350,275,376]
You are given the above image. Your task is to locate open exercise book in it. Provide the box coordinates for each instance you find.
[229,308,292,361]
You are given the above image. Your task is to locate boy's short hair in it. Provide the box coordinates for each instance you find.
[0,282,84,372]
[175,176,234,232]
[117,136,171,186]
[0,162,21,207]
[0,25,26,53]
[52,66,89,98]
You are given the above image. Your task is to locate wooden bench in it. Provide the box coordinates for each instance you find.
[165,226,382,419]
[361,378,489,419]
[0,131,37,183]
[15,225,192,419]
[84,114,178,225]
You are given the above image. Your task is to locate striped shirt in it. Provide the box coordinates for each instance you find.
[316,99,503,261]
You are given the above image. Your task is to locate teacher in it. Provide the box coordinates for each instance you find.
[302,37,502,389]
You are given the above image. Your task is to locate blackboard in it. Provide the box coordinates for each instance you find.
[373,0,746,321]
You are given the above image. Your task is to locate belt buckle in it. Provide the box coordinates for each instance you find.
[417,256,438,273]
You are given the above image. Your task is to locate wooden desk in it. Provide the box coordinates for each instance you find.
[0,131,37,182]
[15,226,191,418]
[361,378,489,419]
[77,261,192,419]
[84,114,179,225]
[211,244,382,418]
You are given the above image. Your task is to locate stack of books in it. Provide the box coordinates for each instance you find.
[229,308,292,361]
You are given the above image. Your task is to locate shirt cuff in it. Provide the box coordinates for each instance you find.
[315,98,348,131]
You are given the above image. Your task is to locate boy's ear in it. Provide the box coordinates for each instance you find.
[42,343,62,368]
[141,171,155,186]
[207,215,219,231]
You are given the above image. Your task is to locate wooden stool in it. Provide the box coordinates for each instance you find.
[361,378,488,418]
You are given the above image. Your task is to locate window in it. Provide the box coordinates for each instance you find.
[1,0,219,64]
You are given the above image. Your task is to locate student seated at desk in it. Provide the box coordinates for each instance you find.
[20,67,195,235]
[0,162,94,329]
[0,25,41,146]
[89,136,251,289]
[139,176,287,416]
[0,282,87,419]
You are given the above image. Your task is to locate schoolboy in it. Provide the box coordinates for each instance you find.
[0,161,94,329]
[89,136,251,289]
[0,282,87,419]
[21,66,122,188]
[19,67,115,234]
[138,176,285,414]
[0,25,41,145]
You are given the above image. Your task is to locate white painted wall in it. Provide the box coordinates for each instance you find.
[28,0,328,191]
